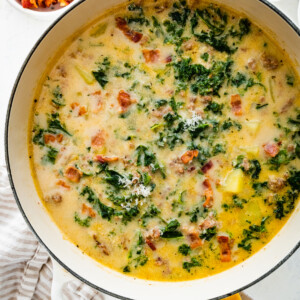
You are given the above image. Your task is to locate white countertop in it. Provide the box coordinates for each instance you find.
[1,0,300,299]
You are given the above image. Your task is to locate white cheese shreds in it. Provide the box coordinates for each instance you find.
[184,112,203,131]
[133,184,152,197]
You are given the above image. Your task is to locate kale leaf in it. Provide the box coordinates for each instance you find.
[51,85,65,107]
[74,212,92,227]
[178,244,191,256]
[42,146,58,165]
[48,113,71,136]
[92,57,110,88]
[161,219,183,238]
[141,205,160,227]
[200,226,217,241]
[104,169,128,189]
[135,145,166,178]
[238,216,269,252]
[183,257,201,272]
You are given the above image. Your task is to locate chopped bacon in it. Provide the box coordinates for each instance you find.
[44,134,63,144]
[146,228,161,240]
[217,236,231,262]
[91,131,105,147]
[71,102,87,116]
[142,49,160,63]
[56,134,63,143]
[165,55,172,63]
[90,91,103,113]
[44,134,56,144]
[203,179,213,208]
[144,228,160,251]
[182,226,203,249]
[117,90,133,112]
[95,155,119,163]
[115,17,143,43]
[64,166,82,183]
[71,102,79,109]
[230,94,242,116]
[263,142,279,157]
[82,203,96,218]
[146,239,156,251]
[56,180,70,189]
[201,160,213,174]
[91,90,101,96]
[78,106,87,116]
[140,35,149,46]
[189,232,203,249]
[181,150,198,164]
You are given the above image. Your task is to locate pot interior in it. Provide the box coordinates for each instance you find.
[5,0,300,299]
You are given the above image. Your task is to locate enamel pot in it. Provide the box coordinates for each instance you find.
[5,0,300,299]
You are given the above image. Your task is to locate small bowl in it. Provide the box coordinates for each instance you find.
[7,0,79,21]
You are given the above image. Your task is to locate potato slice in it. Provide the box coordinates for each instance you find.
[224,169,244,193]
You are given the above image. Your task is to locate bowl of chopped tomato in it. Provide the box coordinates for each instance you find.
[7,0,78,20]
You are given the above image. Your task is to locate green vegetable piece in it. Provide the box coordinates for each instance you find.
[287,170,300,191]
[268,150,291,171]
[150,123,164,131]
[141,204,160,227]
[238,216,269,252]
[42,147,58,165]
[256,103,268,109]
[200,226,217,241]
[32,128,45,146]
[204,102,224,115]
[104,169,128,189]
[286,74,294,86]
[74,212,92,227]
[183,257,201,272]
[135,145,166,178]
[161,219,183,238]
[48,113,72,136]
[201,52,209,62]
[123,265,131,273]
[269,77,275,103]
[51,86,65,107]
[90,22,108,37]
[80,186,115,221]
[178,244,191,256]
[75,65,95,84]
[92,57,110,88]
[155,99,168,108]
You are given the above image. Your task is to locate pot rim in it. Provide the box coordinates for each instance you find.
[4,0,300,299]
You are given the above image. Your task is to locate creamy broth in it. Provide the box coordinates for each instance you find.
[29,0,300,281]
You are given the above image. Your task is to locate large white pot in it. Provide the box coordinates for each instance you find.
[5,0,300,299]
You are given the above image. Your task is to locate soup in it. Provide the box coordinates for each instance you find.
[29,0,300,281]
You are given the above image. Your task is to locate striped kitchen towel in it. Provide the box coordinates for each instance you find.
[0,165,104,300]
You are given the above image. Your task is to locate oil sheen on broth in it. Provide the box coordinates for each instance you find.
[29,0,300,281]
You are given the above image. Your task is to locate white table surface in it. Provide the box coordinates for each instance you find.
[1,0,300,299]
